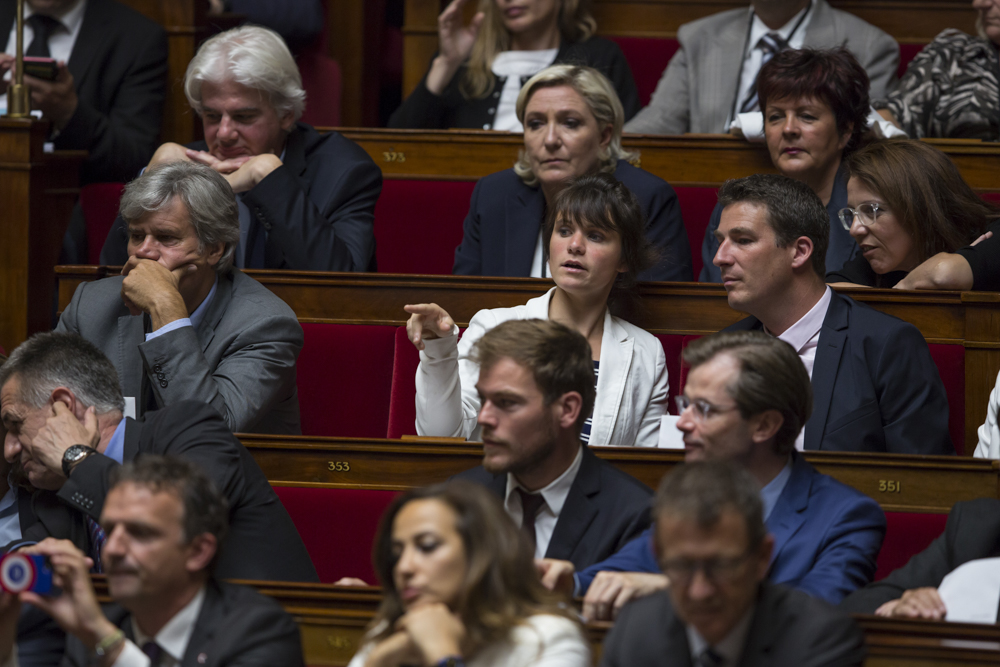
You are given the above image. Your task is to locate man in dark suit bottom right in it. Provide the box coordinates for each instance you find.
[600,460,865,667]
[0,455,304,666]
[840,498,1000,620]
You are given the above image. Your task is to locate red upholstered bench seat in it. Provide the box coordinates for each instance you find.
[607,36,679,107]
[79,183,126,265]
[273,486,398,583]
[875,511,948,581]
[297,323,397,438]
[927,344,965,454]
[375,180,475,275]
[672,187,717,281]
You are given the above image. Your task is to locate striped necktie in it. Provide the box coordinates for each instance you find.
[142,640,163,666]
[740,32,788,114]
[85,516,106,573]
[696,647,725,667]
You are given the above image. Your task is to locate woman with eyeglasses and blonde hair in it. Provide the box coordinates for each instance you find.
[346,482,590,667]
[826,139,1000,290]
[454,64,689,282]
[388,0,639,130]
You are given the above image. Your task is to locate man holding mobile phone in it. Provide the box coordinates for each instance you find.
[0,0,167,184]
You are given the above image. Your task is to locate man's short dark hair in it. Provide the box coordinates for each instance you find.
[654,460,766,552]
[717,174,829,277]
[0,332,125,414]
[682,331,812,456]
[471,319,596,437]
[109,456,229,561]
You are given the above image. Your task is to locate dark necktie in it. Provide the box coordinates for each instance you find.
[740,32,788,114]
[517,489,546,551]
[142,640,163,666]
[85,515,105,573]
[25,14,62,58]
[696,647,725,667]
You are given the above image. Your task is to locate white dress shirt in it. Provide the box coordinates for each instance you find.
[490,48,558,132]
[768,286,833,451]
[686,607,754,667]
[115,586,207,667]
[731,1,812,126]
[503,446,584,559]
[4,0,86,71]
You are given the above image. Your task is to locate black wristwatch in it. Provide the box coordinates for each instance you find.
[62,445,96,477]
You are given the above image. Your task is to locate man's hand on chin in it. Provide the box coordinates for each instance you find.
[120,257,194,329]
[185,149,251,175]
[222,154,283,193]
[31,403,101,476]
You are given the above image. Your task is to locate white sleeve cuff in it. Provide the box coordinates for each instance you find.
[144,318,192,342]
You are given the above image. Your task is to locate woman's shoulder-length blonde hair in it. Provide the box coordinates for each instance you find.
[365,481,580,657]
[463,0,597,99]
[513,65,637,187]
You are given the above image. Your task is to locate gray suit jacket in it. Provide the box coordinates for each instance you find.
[55,270,303,434]
[625,0,899,134]
[601,585,865,667]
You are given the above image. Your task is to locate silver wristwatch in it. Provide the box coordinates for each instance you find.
[62,445,96,477]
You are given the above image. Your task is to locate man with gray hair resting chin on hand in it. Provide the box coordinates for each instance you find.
[57,160,303,435]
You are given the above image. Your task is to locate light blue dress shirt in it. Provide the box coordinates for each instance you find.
[144,277,218,342]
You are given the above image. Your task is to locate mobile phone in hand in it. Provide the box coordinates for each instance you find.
[23,57,58,81]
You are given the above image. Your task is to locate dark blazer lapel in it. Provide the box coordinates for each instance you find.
[505,186,545,277]
[123,417,141,463]
[282,124,309,178]
[181,581,224,667]
[197,273,235,352]
[67,0,109,86]
[544,448,599,560]
[740,585,782,667]
[804,293,849,450]
[665,613,696,667]
[117,314,145,406]
[764,454,812,572]
[0,4,13,51]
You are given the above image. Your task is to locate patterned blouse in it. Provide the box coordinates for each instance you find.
[881,29,1000,139]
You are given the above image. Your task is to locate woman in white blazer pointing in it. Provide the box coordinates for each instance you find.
[406,172,669,447]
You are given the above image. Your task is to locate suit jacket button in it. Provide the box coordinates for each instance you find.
[159,380,168,388]
[153,364,162,372]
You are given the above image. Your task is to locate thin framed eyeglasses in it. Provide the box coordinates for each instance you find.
[674,396,739,421]
[659,553,753,584]
[838,202,885,231]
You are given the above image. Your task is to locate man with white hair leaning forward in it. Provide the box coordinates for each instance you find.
[100,24,382,272]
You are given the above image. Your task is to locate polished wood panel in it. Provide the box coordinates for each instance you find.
[331,129,1000,194]
[0,119,84,353]
[239,435,1000,514]
[402,0,978,98]
[55,269,1000,452]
